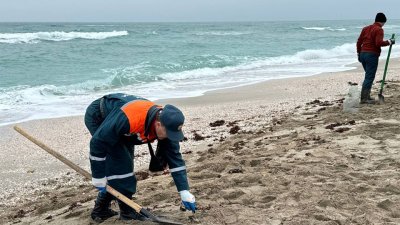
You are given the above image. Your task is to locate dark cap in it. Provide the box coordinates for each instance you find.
[375,12,387,23]
[159,104,185,141]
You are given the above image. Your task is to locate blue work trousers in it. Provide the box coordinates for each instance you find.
[360,52,379,90]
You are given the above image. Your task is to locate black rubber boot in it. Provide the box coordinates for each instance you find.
[118,200,148,221]
[91,192,118,223]
[360,87,375,104]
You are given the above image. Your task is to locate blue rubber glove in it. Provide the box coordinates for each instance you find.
[96,186,107,194]
[92,177,107,194]
[180,190,196,213]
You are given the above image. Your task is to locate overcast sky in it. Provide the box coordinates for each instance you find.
[0,0,399,22]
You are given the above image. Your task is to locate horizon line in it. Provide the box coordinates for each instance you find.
[2,18,400,23]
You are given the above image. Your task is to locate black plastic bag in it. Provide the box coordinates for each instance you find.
[148,143,167,172]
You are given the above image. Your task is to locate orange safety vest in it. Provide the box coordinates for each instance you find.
[121,100,159,142]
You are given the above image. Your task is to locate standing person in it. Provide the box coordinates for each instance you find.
[84,93,196,222]
[357,12,395,104]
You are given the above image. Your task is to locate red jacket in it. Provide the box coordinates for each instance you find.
[357,22,390,56]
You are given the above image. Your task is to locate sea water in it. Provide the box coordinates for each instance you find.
[1,20,400,125]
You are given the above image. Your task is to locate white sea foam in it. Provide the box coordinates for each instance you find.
[302,27,346,31]
[195,31,253,36]
[0,31,128,44]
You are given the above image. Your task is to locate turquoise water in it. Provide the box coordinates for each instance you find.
[1,20,400,125]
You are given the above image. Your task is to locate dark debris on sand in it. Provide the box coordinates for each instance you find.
[209,120,225,127]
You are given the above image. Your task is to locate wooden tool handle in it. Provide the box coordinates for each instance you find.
[13,125,142,213]
[106,186,142,212]
[14,125,91,179]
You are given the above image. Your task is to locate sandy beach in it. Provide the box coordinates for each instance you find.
[1,59,400,224]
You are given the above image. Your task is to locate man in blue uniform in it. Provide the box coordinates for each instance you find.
[84,93,196,222]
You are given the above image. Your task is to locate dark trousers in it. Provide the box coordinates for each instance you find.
[360,52,379,90]
[84,98,137,198]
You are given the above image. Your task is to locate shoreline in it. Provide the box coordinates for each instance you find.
[0,61,363,128]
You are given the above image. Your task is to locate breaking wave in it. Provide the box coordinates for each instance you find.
[302,27,346,31]
[0,30,128,44]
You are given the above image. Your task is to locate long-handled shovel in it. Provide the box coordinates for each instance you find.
[378,33,395,103]
[14,125,184,225]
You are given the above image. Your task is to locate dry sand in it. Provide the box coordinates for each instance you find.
[1,59,400,224]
